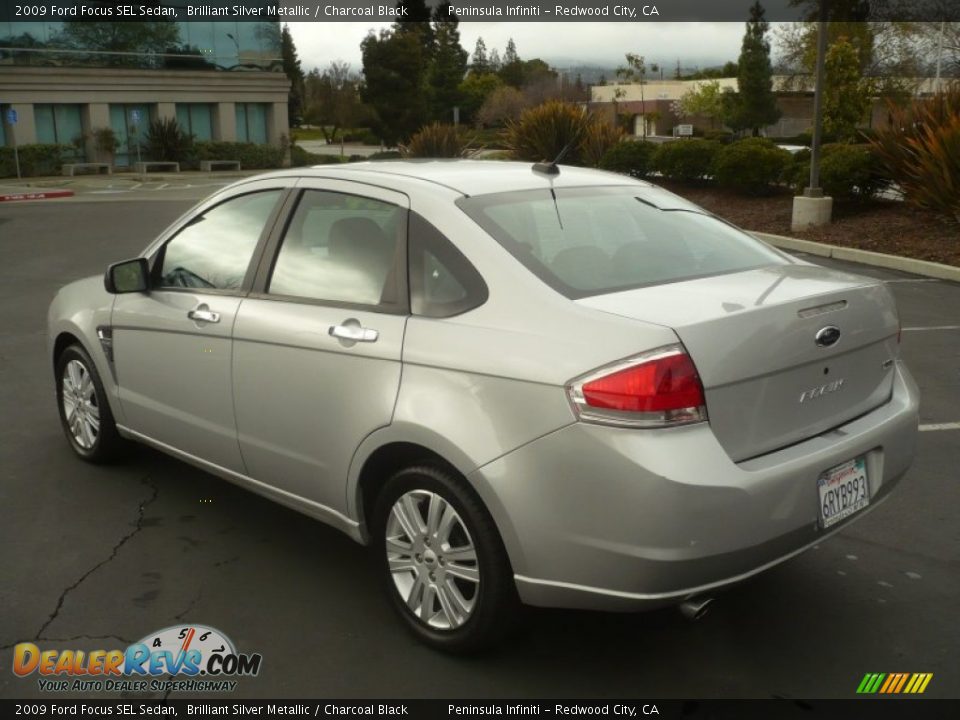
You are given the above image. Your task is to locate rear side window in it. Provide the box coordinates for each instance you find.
[458,187,786,299]
[268,190,406,310]
[408,213,487,318]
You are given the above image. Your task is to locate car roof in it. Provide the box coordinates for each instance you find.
[264,159,650,197]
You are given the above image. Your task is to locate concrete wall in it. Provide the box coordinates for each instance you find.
[0,66,291,153]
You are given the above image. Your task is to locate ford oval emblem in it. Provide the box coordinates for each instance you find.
[815,326,841,348]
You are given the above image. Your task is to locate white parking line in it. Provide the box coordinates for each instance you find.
[902,326,960,332]
[884,279,941,283]
[919,422,960,432]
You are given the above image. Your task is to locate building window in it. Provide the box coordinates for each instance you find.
[176,103,214,141]
[235,103,268,144]
[109,104,152,167]
[34,104,84,152]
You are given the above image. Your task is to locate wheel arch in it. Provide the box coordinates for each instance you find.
[348,428,528,578]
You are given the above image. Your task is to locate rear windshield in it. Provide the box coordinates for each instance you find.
[457,186,788,298]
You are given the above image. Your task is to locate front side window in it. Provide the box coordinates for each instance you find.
[458,187,787,298]
[268,190,405,309]
[158,190,281,291]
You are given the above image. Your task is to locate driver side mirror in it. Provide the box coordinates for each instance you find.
[104,258,149,294]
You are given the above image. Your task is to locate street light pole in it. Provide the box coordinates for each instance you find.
[935,21,945,94]
[791,0,833,230]
[806,0,829,198]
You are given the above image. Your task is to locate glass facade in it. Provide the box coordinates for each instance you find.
[0,18,281,71]
[110,104,152,167]
[35,104,83,145]
[176,103,214,141]
[235,103,268,144]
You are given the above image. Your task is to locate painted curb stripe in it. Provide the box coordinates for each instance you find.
[0,190,74,202]
[919,422,960,432]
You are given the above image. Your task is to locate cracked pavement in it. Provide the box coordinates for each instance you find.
[0,194,958,699]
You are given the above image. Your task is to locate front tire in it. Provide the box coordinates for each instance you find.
[55,344,125,463]
[372,465,518,653]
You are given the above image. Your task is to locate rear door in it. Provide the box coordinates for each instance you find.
[231,180,409,514]
[112,183,288,472]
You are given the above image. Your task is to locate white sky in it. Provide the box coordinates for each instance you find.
[288,22,757,74]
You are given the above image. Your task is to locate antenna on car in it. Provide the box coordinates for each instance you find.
[532,141,575,175]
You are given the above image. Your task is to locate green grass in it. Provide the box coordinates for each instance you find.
[291,127,332,142]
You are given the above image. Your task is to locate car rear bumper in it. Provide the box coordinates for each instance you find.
[468,362,919,611]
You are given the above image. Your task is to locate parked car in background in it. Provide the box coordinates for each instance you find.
[48,161,919,651]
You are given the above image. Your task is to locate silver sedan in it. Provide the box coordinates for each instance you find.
[48,161,919,651]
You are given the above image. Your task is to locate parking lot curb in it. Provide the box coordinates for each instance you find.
[753,231,960,283]
[0,189,75,202]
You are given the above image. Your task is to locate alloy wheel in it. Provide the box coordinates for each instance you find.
[384,489,480,630]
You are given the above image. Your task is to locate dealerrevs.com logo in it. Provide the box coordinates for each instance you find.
[13,625,262,693]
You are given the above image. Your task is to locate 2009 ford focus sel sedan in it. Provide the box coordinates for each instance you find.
[48,161,919,651]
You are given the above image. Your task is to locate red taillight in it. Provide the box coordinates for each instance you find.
[568,345,707,428]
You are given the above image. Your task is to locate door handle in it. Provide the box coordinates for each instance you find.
[187,307,220,324]
[329,323,378,343]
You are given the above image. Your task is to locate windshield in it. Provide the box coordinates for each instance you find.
[458,186,789,299]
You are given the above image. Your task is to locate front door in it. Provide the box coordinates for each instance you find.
[231,181,409,515]
[111,188,285,472]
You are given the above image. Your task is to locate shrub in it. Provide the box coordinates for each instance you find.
[786,144,889,200]
[652,139,721,182]
[0,144,70,177]
[703,129,736,144]
[191,141,285,169]
[712,137,792,195]
[503,101,620,167]
[598,140,656,178]
[368,150,402,161]
[400,123,474,158]
[92,127,119,160]
[145,117,193,163]
[579,121,624,168]
[351,130,381,146]
[291,145,343,166]
[870,88,960,221]
[503,101,591,165]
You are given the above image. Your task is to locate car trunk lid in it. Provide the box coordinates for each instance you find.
[577,263,900,461]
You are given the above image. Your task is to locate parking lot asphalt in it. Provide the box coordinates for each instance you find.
[0,195,958,700]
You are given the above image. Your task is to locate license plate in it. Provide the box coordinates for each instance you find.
[818,457,870,528]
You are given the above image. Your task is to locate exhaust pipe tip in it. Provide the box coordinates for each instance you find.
[679,596,714,621]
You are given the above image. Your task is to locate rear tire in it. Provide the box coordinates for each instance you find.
[55,344,125,463]
[371,464,519,653]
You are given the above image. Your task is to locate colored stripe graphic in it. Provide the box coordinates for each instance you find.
[857,672,932,694]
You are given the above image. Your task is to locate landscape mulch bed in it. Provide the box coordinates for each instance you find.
[657,180,960,268]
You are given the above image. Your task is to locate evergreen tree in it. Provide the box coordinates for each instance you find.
[361,28,430,145]
[395,0,434,58]
[822,36,873,141]
[471,37,489,74]
[489,48,502,72]
[724,2,781,135]
[428,3,469,121]
[280,24,305,127]
[504,38,519,65]
[499,38,524,87]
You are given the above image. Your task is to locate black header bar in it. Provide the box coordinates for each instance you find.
[1,1,958,23]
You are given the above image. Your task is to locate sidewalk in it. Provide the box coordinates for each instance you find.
[0,169,262,202]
